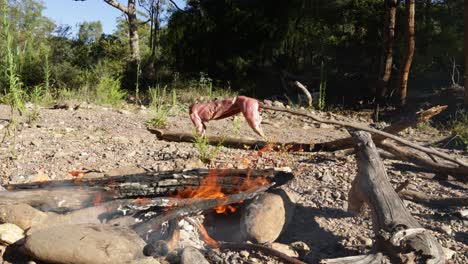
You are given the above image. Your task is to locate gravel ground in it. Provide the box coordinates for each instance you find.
[0,102,466,263]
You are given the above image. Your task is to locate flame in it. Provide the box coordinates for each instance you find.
[173,169,268,214]
[196,221,219,248]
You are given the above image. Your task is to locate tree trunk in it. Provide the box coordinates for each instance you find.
[465,0,468,108]
[127,0,140,64]
[375,0,397,108]
[397,0,415,107]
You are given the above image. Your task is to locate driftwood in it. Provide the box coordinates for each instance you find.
[1,169,293,210]
[307,105,448,152]
[378,141,468,180]
[260,104,467,169]
[219,242,306,264]
[399,189,468,207]
[323,131,444,263]
[292,81,313,107]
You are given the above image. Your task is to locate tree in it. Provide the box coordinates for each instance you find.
[78,21,103,43]
[375,0,398,118]
[397,0,415,107]
[465,0,468,108]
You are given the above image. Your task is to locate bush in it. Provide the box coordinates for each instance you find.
[95,76,126,106]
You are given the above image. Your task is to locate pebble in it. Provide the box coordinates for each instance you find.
[0,223,25,245]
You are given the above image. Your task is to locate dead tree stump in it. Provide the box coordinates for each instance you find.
[323,131,445,263]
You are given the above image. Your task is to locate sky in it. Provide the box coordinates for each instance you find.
[41,0,186,35]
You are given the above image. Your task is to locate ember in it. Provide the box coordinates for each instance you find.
[173,169,268,214]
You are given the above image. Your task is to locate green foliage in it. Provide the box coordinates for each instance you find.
[193,133,222,164]
[232,116,241,137]
[95,76,127,106]
[318,61,327,110]
[146,105,170,129]
[449,111,468,147]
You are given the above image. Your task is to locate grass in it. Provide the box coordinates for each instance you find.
[193,132,223,164]
[448,111,468,146]
[1,0,26,157]
[146,105,170,128]
[95,76,127,106]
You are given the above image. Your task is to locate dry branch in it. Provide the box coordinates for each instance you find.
[292,81,313,107]
[343,130,444,263]
[399,190,468,207]
[260,104,467,168]
[322,253,389,264]
[378,141,468,180]
[219,242,306,264]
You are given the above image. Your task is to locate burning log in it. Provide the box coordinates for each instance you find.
[132,184,272,237]
[1,169,292,211]
[143,218,180,257]
[322,130,444,263]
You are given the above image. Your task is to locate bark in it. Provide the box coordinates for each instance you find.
[465,0,468,108]
[103,0,140,68]
[378,141,468,180]
[398,0,415,107]
[1,169,293,210]
[293,81,313,107]
[346,131,444,263]
[399,189,468,207]
[375,0,397,107]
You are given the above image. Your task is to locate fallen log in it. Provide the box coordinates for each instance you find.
[399,189,468,207]
[306,105,447,152]
[260,104,467,169]
[1,169,293,210]
[324,130,445,263]
[378,141,468,180]
[150,105,447,156]
[148,128,317,152]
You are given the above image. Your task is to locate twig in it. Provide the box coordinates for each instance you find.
[219,242,306,264]
[399,190,468,207]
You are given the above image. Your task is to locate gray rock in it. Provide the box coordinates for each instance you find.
[440,224,453,236]
[180,247,209,264]
[239,250,249,258]
[271,242,298,257]
[240,189,295,243]
[0,203,48,230]
[0,223,24,245]
[23,224,145,264]
[272,101,285,108]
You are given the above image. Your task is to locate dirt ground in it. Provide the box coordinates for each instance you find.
[0,101,467,263]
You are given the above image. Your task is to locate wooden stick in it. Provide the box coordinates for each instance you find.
[292,81,313,107]
[132,184,272,236]
[321,253,389,264]
[399,190,468,207]
[260,104,467,168]
[378,141,468,180]
[346,130,444,263]
[219,242,307,264]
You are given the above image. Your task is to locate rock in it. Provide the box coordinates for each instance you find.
[180,247,209,264]
[105,166,146,177]
[272,101,285,108]
[130,257,161,264]
[24,224,145,264]
[290,241,310,256]
[263,100,273,106]
[442,247,456,260]
[0,203,48,230]
[118,109,132,115]
[318,170,332,182]
[0,223,24,245]
[240,189,295,243]
[440,224,453,236]
[239,250,249,258]
[357,235,373,247]
[271,242,299,258]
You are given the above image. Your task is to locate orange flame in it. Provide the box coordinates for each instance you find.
[196,221,219,248]
[173,170,268,214]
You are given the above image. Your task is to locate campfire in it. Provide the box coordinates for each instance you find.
[0,168,297,263]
